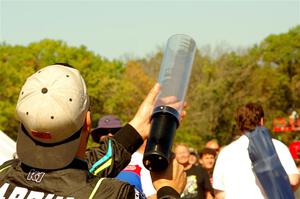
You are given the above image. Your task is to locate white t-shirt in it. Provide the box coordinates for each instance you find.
[130,152,157,197]
[213,135,299,199]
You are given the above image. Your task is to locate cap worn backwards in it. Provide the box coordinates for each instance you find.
[16,64,89,170]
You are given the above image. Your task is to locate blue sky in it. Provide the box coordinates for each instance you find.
[1,0,299,60]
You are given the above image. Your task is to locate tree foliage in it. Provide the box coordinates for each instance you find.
[1,26,299,150]
[0,40,149,141]
[138,25,300,148]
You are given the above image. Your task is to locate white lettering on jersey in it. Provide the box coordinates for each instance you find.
[27,191,44,199]
[0,183,74,199]
[44,194,54,199]
[27,170,45,183]
[0,183,9,198]
[8,186,27,199]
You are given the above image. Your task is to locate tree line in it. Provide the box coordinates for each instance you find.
[1,25,299,149]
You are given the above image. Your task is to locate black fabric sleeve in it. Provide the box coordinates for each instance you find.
[95,178,138,199]
[85,124,144,178]
[113,123,144,154]
[157,186,180,199]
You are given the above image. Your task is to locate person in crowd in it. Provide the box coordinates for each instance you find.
[91,115,122,143]
[188,148,199,166]
[213,102,300,199]
[289,141,300,198]
[205,139,220,154]
[175,144,213,199]
[199,148,217,185]
[0,64,187,198]
[289,140,300,164]
[116,140,157,199]
[289,110,300,130]
[87,115,156,198]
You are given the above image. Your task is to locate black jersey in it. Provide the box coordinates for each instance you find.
[0,158,138,198]
[0,124,180,199]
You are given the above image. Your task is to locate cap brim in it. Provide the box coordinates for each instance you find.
[17,125,80,170]
[91,127,107,136]
[91,127,121,143]
[91,127,121,135]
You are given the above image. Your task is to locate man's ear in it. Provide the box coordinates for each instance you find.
[84,111,91,133]
[75,111,92,159]
[260,118,264,126]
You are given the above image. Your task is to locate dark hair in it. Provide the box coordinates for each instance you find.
[199,148,217,158]
[235,102,264,134]
[190,151,198,157]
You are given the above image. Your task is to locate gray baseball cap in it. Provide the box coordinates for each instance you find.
[16,64,89,169]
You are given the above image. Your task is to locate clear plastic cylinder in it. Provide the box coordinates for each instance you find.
[156,34,196,114]
[143,34,196,172]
